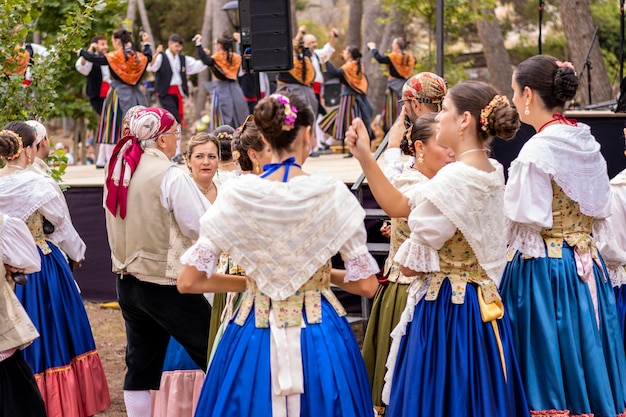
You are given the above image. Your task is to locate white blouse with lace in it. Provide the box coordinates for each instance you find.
[504,123,611,258]
[181,173,379,300]
[597,170,626,287]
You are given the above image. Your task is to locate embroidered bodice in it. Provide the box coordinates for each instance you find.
[233,260,346,328]
[25,212,51,255]
[541,181,596,259]
[383,217,415,284]
[426,229,500,305]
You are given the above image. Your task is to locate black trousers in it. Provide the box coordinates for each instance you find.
[158,94,182,123]
[0,351,47,417]
[117,275,211,390]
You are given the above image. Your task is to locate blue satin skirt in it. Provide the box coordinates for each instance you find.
[194,298,373,417]
[15,244,98,373]
[617,285,626,354]
[163,337,202,372]
[386,280,529,417]
[500,243,626,416]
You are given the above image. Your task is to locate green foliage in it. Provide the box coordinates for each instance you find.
[0,0,115,128]
[46,146,69,190]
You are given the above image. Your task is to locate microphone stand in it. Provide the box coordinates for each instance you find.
[538,0,544,54]
[578,26,599,106]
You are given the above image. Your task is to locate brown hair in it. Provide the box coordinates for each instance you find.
[514,55,579,111]
[448,81,520,142]
[232,116,265,172]
[253,92,315,152]
[186,132,220,160]
[400,112,436,156]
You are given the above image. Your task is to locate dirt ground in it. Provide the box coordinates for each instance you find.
[84,301,366,416]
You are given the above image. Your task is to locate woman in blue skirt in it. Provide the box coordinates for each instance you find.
[178,92,379,417]
[347,80,529,417]
[501,55,626,416]
[0,124,110,416]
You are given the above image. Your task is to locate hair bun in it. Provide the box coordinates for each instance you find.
[254,96,285,140]
[553,67,579,103]
[489,102,520,141]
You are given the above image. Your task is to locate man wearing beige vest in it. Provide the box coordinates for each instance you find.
[0,213,47,416]
[104,108,211,417]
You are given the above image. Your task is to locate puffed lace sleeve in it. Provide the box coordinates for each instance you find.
[394,194,456,272]
[2,216,41,273]
[339,224,380,282]
[504,160,553,258]
[180,236,222,278]
[39,195,86,262]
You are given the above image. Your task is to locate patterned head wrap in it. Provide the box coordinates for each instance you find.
[105,108,177,218]
[402,72,448,110]
[25,120,47,145]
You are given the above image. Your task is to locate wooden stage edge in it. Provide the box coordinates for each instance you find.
[61,153,382,188]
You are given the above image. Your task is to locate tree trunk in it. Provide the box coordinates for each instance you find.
[126,0,137,22]
[291,1,298,36]
[557,0,612,104]
[476,8,513,99]
[194,0,213,120]
[213,0,232,44]
[347,0,363,48]
[136,0,153,43]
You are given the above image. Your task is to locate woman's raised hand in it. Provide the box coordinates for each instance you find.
[345,118,372,161]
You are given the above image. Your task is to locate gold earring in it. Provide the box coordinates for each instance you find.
[417,152,424,165]
[524,102,530,116]
[255,164,260,174]
[458,129,464,141]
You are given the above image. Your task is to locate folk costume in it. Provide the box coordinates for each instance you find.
[371,48,415,131]
[361,168,428,416]
[147,49,206,124]
[104,108,211,415]
[384,161,529,417]
[0,170,110,417]
[79,42,152,147]
[0,213,46,417]
[500,123,626,417]
[276,48,319,118]
[598,169,626,353]
[320,60,373,141]
[196,47,248,131]
[182,171,379,417]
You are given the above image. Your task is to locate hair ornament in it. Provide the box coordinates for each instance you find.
[1,130,24,160]
[216,131,231,140]
[231,150,241,161]
[479,95,509,132]
[271,94,298,131]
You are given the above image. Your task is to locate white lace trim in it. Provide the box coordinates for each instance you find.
[606,264,626,287]
[592,218,613,246]
[507,220,546,258]
[513,124,611,218]
[393,239,440,273]
[344,252,380,282]
[180,240,219,278]
[381,276,430,404]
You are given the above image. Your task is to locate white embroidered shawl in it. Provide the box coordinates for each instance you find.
[418,160,508,282]
[197,173,368,300]
[0,170,58,221]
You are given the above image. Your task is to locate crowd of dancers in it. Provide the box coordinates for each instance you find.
[1,24,626,417]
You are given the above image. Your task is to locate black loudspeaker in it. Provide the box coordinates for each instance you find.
[239,0,293,72]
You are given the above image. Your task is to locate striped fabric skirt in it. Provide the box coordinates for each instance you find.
[96,88,123,144]
[319,94,357,141]
[382,88,401,132]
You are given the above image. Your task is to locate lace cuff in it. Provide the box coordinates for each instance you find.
[507,220,546,258]
[180,239,219,278]
[344,252,380,282]
[605,264,626,287]
[592,218,613,245]
[393,239,440,273]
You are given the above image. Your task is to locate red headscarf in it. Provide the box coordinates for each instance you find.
[105,107,176,218]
